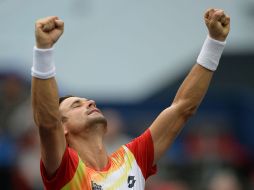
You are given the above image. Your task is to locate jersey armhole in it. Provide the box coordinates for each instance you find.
[40,147,79,189]
[125,129,157,179]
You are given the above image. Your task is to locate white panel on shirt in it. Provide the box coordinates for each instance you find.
[91,146,145,190]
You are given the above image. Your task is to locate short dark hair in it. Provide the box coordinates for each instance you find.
[59,95,74,105]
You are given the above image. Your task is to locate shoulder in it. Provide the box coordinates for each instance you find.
[40,147,80,189]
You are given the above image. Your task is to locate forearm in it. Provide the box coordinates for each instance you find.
[32,77,60,128]
[173,35,226,115]
[31,43,61,128]
[172,64,213,116]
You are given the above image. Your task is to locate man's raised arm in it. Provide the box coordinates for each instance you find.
[149,8,230,164]
[31,16,66,176]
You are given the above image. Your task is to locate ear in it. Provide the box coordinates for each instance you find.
[61,116,69,135]
[63,124,69,135]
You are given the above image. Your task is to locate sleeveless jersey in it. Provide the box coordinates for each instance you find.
[40,129,157,190]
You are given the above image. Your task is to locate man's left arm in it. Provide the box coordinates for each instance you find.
[149,8,230,164]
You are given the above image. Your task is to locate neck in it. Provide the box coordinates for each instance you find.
[67,131,109,171]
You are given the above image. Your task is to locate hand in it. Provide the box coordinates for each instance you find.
[204,8,230,42]
[35,16,64,49]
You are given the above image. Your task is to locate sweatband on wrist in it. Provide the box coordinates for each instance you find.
[197,35,226,71]
[31,46,56,79]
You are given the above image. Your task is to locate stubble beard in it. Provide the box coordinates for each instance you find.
[86,115,107,129]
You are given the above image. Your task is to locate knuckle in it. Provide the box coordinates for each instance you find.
[35,19,41,25]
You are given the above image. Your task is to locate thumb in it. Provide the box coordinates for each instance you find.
[55,19,64,31]
[210,10,224,24]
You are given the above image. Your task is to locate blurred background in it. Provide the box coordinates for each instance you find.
[0,0,253,189]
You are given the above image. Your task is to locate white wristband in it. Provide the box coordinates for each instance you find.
[31,46,56,79]
[197,35,226,71]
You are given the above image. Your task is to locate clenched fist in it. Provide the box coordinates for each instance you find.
[204,8,230,42]
[35,16,64,49]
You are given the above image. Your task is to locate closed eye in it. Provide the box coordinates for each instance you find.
[73,103,81,108]
[71,100,82,108]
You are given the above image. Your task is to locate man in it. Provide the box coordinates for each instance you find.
[31,8,230,190]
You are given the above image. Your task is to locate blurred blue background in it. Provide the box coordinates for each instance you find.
[0,0,253,189]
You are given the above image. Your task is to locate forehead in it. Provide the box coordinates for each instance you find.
[59,97,88,112]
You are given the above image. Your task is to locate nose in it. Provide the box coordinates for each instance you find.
[87,99,96,108]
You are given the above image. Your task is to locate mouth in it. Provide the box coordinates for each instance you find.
[88,108,101,115]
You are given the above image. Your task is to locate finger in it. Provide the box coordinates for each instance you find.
[220,16,226,25]
[204,8,215,20]
[42,17,62,32]
[55,19,64,30]
[36,16,59,31]
[221,15,230,26]
[211,10,224,22]
[36,16,59,26]
[43,22,56,32]
[204,8,212,19]
[214,8,221,12]
[224,16,230,26]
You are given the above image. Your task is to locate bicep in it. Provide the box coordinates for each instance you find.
[39,124,66,177]
[149,105,188,164]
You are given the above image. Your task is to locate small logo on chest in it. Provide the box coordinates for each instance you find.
[92,181,103,190]
[127,175,136,188]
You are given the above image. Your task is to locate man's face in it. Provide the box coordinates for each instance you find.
[59,97,107,134]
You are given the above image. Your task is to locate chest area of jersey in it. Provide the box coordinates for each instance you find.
[88,164,144,190]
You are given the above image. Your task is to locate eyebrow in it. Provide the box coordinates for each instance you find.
[69,99,81,108]
[69,99,87,108]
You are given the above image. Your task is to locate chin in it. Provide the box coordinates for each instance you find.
[88,116,107,127]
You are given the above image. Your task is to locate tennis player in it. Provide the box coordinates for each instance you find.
[32,8,230,190]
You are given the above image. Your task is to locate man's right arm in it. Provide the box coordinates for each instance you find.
[32,16,66,177]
